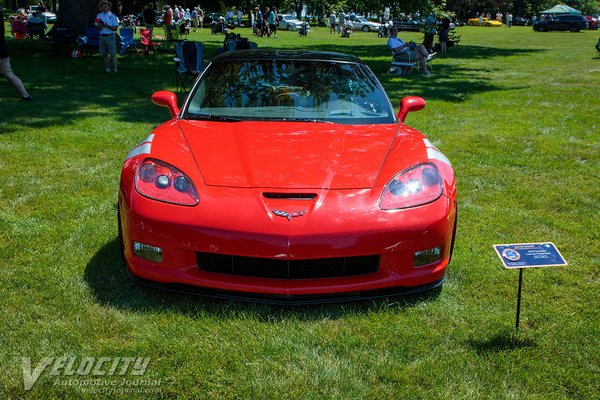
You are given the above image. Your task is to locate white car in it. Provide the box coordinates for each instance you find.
[27,5,56,23]
[351,16,381,32]
[277,14,305,31]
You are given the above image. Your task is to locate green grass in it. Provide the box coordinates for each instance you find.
[1,25,599,399]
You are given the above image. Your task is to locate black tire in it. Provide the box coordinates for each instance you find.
[287,25,293,31]
[569,25,579,32]
[362,26,370,32]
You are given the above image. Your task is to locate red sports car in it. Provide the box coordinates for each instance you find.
[119,50,457,304]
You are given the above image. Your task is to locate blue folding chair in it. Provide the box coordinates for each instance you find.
[174,41,205,92]
[119,27,137,55]
[81,26,100,55]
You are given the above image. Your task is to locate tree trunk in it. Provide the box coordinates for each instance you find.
[56,0,103,36]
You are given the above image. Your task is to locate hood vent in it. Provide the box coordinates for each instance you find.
[263,192,317,200]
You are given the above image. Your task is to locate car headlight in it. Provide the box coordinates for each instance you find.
[380,163,443,210]
[135,158,199,206]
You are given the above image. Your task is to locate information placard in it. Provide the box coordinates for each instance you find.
[493,242,567,269]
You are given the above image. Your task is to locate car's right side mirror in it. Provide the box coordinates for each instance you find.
[151,91,180,118]
[397,96,426,122]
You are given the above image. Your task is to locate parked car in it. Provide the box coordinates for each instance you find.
[584,16,599,30]
[277,14,304,30]
[203,12,223,26]
[467,17,502,27]
[120,50,457,304]
[533,15,588,32]
[351,16,381,32]
[392,19,422,31]
[512,17,531,26]
[27,5,56,23]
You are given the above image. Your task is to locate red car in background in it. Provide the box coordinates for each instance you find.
[118,50,457,304]
[584,16,599,30]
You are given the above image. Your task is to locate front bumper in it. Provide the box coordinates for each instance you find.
[119,186,456,298]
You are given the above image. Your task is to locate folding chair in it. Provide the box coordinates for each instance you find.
[27,22,47,39]
[81,26,100,55]
[140,29,160,55]
[163,24,183,52]
[174,41,205,92]
[12,20,28,40]
[119,27,137,55]
[48,25,75,53]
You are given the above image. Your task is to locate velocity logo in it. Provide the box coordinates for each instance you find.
[22,356,150,390]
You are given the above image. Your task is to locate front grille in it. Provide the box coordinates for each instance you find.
[197,253,379,279]
[262,192,317,200]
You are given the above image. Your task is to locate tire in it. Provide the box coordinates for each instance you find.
[569,25,579,32]
[362,26,370,32]
[287,25,293,31]
[469,22,474,26]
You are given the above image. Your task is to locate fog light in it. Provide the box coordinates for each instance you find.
[133,241,163,263]
[414,247,442,267]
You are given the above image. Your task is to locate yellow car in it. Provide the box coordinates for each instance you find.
[467,17,503,27]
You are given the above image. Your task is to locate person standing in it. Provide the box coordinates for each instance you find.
[439,17,450,53]
[268,7,277,38]
[329,12,336,33]
[0,10,32,101]
[96,0,119,73]
[198,7,204,29]
[143,2,156,35]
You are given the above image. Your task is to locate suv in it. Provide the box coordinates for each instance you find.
[533,15,588,32]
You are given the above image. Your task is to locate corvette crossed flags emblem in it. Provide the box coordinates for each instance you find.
[272,210,307,221]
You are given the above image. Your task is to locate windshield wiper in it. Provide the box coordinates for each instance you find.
[184,115,243,122]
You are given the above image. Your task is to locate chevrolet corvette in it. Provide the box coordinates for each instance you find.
[119,50,457,304]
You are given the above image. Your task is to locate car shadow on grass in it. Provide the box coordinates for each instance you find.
[84,237,443,320]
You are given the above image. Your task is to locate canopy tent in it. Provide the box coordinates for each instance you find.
[540,4,582,15]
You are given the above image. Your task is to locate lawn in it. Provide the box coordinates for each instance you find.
[1,24,599,399]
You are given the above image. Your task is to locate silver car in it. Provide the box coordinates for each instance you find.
[278,14,305,31]
[352,16,381,32]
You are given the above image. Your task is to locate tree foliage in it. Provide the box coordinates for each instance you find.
[49,0,599,36]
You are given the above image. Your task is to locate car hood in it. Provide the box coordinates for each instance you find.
[178,120,405,189]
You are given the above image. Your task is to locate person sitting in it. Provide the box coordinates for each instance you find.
[388,27,435,77]
[27,11,47,38]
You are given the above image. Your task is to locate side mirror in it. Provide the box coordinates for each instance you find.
[151,90,180,118]
[397,96,426,122]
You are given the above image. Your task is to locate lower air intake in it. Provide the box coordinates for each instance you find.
[197,253,379,279]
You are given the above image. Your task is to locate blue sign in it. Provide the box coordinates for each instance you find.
[493,242,567,269]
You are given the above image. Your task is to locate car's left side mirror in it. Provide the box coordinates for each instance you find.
[397,96,426,122]
[151,91,180,118]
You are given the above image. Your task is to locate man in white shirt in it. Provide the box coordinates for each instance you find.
[387,27,434,76]
[96,0,119,72]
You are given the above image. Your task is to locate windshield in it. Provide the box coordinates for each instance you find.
[184,58,395,124]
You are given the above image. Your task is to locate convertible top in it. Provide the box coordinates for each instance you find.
[212,49,364,64]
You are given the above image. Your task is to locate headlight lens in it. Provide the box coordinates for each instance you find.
[135,159,199,206]
[380,163,443,210]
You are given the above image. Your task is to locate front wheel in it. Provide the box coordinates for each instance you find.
[569,25,580,32]
[362,26,370,32]
[287,25,294,31]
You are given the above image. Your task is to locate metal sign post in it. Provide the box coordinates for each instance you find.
[515,268,523,329]
[493,242,567,330]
